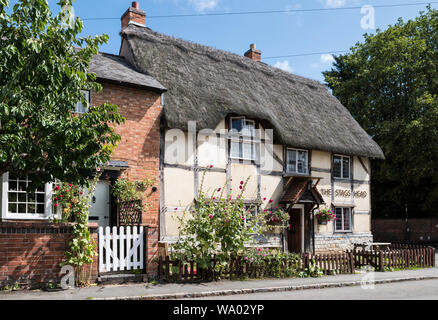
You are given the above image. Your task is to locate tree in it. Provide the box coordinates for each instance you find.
[0,0,125,188]
[323,6,438,218]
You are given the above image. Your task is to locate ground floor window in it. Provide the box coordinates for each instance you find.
[334,207,352,232]
[1,173,52,219]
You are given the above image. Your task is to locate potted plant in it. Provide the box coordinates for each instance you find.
[264,207,289,233]
[315,207,336,225]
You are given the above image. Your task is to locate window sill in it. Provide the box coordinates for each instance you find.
[283,172,310,178]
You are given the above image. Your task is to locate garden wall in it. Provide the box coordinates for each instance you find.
[0,221,98,289]
[372,218,438,243]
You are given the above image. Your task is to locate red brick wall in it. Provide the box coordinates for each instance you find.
[92,82,162,226]
[372,218,438,243]
[0,222,98,289]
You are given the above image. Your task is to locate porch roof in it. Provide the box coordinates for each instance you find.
[279,177,324,205]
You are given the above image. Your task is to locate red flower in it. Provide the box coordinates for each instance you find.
[54,203,58,207]
[217,188,221,192]
[269,199,273,203]
[68,184,72,187]
[54,185,60,191]
[239,186,243,190]
[210,165,214,168]
[240,181,244,185]
[263,197,266,201]
[60,195,64,198]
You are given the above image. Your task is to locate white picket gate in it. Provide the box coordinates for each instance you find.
[98,226,144,273]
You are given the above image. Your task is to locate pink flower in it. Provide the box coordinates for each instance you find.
[263,197,266,201]
[54,203,58,207]
[239,186,243,190]
[79,191,83,195]
[68,184,72,187]
[54,185,60,191]
[237,195,241,199]
[213,197,216,200]
[240,181,244,185]
[257,248,261,251]
[269,199,273,203]
[60,195,64,198]
[175,207,178,210]
[96,167,101,172]
[209,215,213,219]
[66,189,69,193]
[244,256,248,260]
[217,188,221,192]
[226,219,230,223]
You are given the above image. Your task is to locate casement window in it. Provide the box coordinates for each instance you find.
[334,207,352,232]
[286,149,309,174]
[229,117,256,161]
[1,173,52,220]
[74,90,90,114]
[333,155,350,179]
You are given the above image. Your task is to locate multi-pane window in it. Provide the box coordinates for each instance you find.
[74,90,90,114]
[230,117,256,161]
[333,155,350,179]
[334,207,352,232]
[6,174,46,216]
[286,149,308,174]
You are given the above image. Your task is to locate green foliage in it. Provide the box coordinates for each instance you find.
[299,259,323,278]
[263,207,289,232]
[323,6,438,218]
[112,177,155,213]
[0,0,125,189]
[56,173,100,287]
[171,169,265,270]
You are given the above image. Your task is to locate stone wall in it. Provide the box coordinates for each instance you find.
[314,233,373,253]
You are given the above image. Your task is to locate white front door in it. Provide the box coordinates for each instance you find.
[88,181,110,228]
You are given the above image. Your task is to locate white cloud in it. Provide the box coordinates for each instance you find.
[188,0,219,12]
[320,54,335,64]
[274,61,293,73]
[323,0,347,8]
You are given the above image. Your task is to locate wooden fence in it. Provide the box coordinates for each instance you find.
[158,252,356,283]
[353,246,435,271]
[157,245,435,283]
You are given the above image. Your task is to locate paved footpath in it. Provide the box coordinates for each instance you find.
[1,267,438,300]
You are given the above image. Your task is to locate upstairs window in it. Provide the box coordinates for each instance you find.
[333,155,350,179]
[75,90,90,114]
[229,117,256,161]
[286,149,308,175]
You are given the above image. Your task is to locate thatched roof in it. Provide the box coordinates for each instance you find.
[120,24,384,159]
[89,52,166,92]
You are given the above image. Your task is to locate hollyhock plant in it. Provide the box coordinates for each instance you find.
[171,167,265,270]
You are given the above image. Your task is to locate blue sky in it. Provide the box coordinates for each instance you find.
[9,0,438,82]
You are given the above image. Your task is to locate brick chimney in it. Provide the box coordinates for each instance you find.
[244,44,262,62]
[121,2,146,30]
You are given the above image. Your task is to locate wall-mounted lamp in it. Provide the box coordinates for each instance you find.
[152,186,158,192]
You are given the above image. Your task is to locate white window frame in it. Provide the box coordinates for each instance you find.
[333,154,351,179]
[334,207,353,232]
[74,90,90,114]
[1,173,53,220]
[229,117,256,161]
[286,148,309,175]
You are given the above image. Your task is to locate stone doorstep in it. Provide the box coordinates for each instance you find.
[97,273,146,285]
[98,275,438,300]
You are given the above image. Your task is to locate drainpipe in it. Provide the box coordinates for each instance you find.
[312,204,320,254]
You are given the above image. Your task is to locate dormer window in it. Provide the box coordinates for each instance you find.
[286,148,308,174]
[75,90,90,114]
[229,117,256,161]
[333,155,350,179]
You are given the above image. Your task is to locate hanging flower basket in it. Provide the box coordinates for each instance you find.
[316,208,336,225]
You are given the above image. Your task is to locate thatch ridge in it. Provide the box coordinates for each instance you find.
[122,25,384,159]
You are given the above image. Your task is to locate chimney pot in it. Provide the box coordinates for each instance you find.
[132,2,139,9]
[244,43,262,62]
